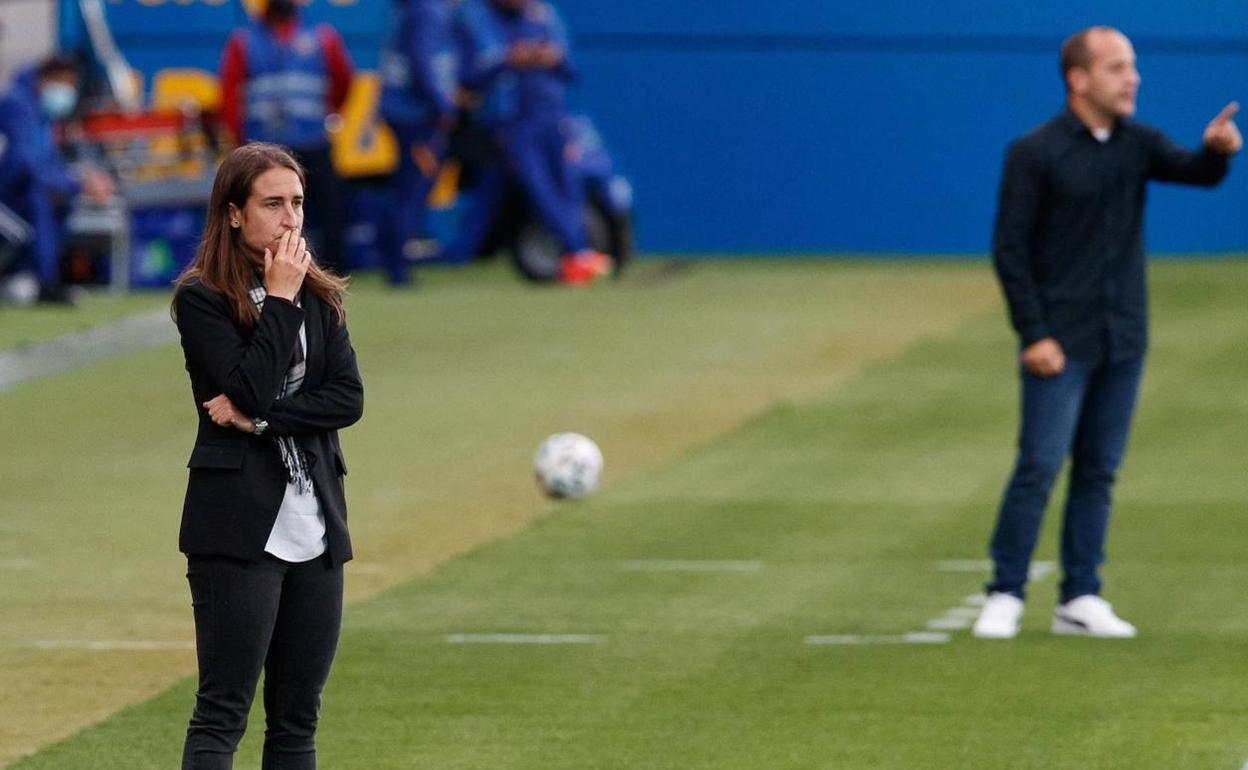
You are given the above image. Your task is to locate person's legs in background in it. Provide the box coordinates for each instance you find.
[987,360,1093,598]
[1059,355,1145,602]
[17,185,74,304]
[382,125,442,286]
[296,146,348,277]
[973,360,1092,638]
[501,116,609,284]
[443,162,507,263]
[502,118,584,252]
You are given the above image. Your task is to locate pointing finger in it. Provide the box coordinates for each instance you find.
[1213,101,1239,125]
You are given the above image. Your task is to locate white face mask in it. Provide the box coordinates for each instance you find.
[39,82,78,119]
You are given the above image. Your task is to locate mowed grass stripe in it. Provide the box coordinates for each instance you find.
[0,291,170,353]
[0,260,998,766]
[10,260,1248,769]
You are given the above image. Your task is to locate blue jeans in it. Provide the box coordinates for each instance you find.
[987,355,1144,602]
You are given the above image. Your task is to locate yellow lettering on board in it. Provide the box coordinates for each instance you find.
[330,72,398,178]
[150,68,221,112]
[144,66,394,178]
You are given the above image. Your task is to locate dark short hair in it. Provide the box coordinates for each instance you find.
[1060,26,1117,83]
[36,54,78,81]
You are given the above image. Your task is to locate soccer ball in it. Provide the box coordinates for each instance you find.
[533,432,603,499]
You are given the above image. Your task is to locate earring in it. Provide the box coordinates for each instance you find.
[231,221,239,227]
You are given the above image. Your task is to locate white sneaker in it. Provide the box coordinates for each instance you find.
[1052,595,1137,638]
[972,592,1024,639]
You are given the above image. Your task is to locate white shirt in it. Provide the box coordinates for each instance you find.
[263,323,327,562]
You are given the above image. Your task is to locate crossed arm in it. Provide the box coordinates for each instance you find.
[176,286,362,437]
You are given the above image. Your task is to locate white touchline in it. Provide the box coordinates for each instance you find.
[445,634,605,645]
[804,632,950,645]
[944,606,981,619]
[807,560,1059,647]
[620,560,764,573]
[1028,562,1056,580]
[0,559,35,570]
[937,559,993,572]
[938,559,1055,574]
[0,309,175,391]
[32,640,195,651]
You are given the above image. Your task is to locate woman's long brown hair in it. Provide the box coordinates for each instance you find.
[172,142,348,327]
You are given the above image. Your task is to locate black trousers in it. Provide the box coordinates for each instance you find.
[294,145,349,276]
[182,554,343,770]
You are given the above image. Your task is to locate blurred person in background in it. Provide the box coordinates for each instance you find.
[972,26,1240,640]
[219,0,354,276]
[0,55,113,305]
[482,0,610,284]
[171,143,363,770]
[377,0,459,287]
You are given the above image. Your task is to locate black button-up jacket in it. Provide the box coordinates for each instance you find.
[992,109,1230,363]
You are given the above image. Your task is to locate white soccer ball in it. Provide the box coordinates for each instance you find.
[533,432,603,499]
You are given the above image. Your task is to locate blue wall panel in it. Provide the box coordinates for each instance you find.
[91,0,1248,254]
[561,1,1248,40]
[572,40,1247,254]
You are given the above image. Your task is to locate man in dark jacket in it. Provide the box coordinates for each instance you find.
[972,26,1240,640]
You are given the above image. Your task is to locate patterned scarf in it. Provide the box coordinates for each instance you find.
[249,278,313,494]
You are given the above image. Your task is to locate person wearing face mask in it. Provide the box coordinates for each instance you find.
[218,0,354,276]
[171,143,363,770]
[0,55,113,304]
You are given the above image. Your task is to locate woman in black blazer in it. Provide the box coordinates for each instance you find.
[171,143,363,770]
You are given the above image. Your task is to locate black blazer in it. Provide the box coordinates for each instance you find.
[173,280,363,565]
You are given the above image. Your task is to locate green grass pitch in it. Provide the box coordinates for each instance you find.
[2,259,1246,769]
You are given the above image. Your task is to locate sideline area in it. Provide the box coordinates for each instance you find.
[7,260,1247,768]
[3,259,1006,765]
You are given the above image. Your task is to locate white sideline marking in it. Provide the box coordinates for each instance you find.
[938,560,993,572]
[0,309,174,391]
[446,634,604,645]
[937,559,1055,580]
[925,602,987,631]
[944,606,981,619]
[0,558,35,570]
[33,640,194,651]
[620,560,763,573]
[1028,561,1056,580]
[804,632,950,646]
[807,560,1059,648]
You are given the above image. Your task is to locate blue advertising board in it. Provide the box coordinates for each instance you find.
[69,0,1248,255]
